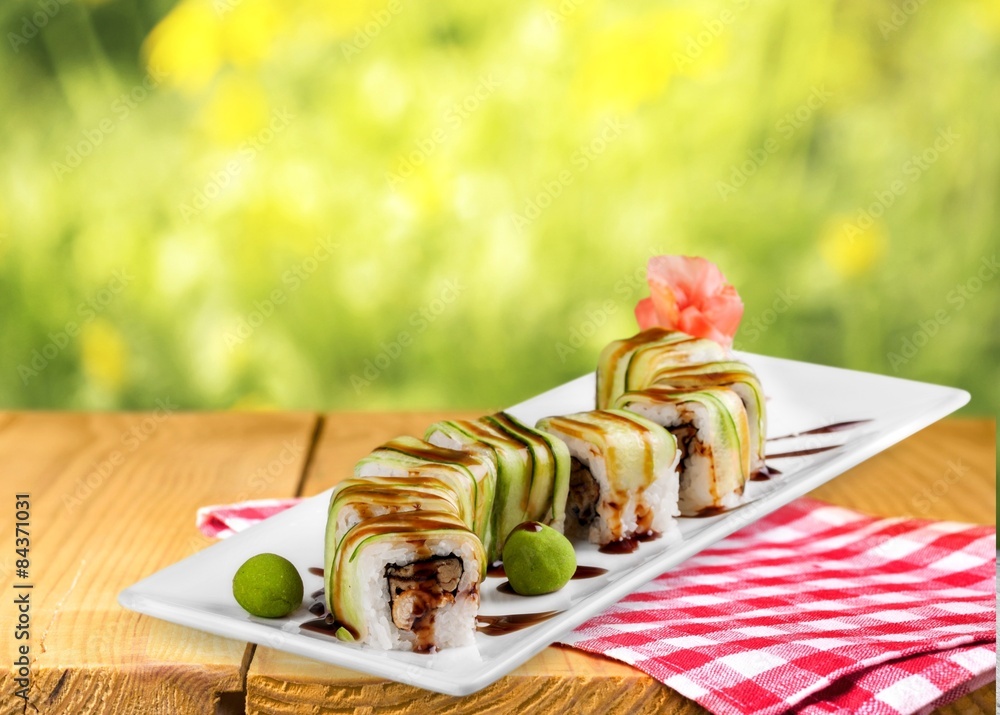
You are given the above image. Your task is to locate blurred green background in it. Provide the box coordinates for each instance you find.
[0,0,998,413]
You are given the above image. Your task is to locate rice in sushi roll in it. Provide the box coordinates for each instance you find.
[614,387,751,515]
[646,362,766,476]
[536,409,680,548]
[327,511,485,652]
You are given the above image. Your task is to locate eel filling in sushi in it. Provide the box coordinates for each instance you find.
[671,424,703,466]
[385,556,464,632]
[568,457,600,529]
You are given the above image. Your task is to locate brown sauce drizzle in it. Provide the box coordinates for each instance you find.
[767,445,841,459]
[497,581,519,595]
[384,441,481,467]
[305,579,561,640]
[511,522,543,533]
[496,565,609,596]
[477,611,561,635]
[596,528,660,554]
[767,419,871,441]
[599,410,657,481]
[689,505,729,518]
[487,564,506,578]
[599,536,639,554]
[750,464,781,481]
[338,514,470,549]
[485,413,542,455]
[310,587,325,599]
[307,567,324,577]
[302,590,442,653]
[573,565,608,578]
[301,613,360,640]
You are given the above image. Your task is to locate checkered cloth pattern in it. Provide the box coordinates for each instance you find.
[197,496,996,714]
[557,498,996,715]
[196,497,302,539]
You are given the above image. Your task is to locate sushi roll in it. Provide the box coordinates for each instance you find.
[614,387,751,515]
[536,409,680,548]
[426,412,570,555]
[647,361,766,476]
[356,437,498,561]
[596,329,767,476]
[327,511,485,652]
[325,474,466,556]
[597,329,729,409]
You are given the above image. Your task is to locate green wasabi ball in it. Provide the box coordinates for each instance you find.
[232,553,304,618]
[502,522,577,596]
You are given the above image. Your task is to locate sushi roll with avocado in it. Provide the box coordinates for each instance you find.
[326,511,485,652]
[614,387,751,515]
[355,437,498,561]
[536,409,680,548]
[425,412,570,556]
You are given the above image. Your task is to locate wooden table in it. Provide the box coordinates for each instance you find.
[0,413,994,715]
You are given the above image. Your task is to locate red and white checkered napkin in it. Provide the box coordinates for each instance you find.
[197,496,996,714]
[196,498,302,539]
[557,498,996,715]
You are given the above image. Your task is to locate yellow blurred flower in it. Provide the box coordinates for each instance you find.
[969,0,1000,35]
[200,75,270,144]
[819,215,888,277]
[388,162,449,218]
[575,15,673,110]
[221,0,283,68]
[143,0,224,94]
[143,0,282,94]
[574,10,726,111]
[664,8,731,79]
[81,319,128,392]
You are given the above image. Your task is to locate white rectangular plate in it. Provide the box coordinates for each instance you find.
[119,353,969,696]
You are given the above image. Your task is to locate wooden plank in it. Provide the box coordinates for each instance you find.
[808,418,996,524]
[248,415,995,714]
[934,682,996,715]
[247,645,709,715]
[0,412,317,715]
[298,410,484,497]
